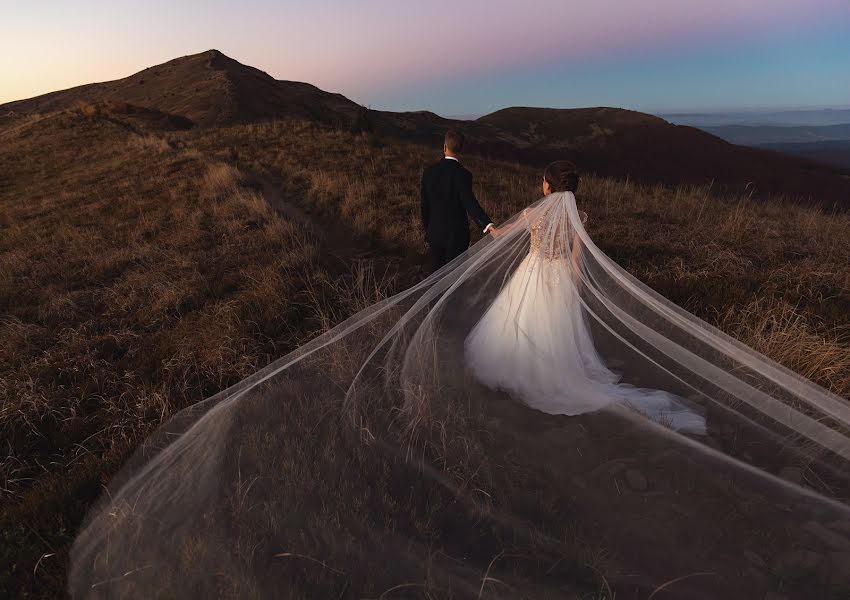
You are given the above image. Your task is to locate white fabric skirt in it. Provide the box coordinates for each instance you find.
[464,254,706,434]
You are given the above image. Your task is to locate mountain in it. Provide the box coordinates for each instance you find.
[1,49,361,127]
[700,123,850,146]
[3,50,850,207]
[662,108,850,127]
[472,107,850,204]
[477,106,668,144]
[370,105,850,205]
[371,105,671,152]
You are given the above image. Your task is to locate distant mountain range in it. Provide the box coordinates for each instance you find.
[661,109,850,127]
[3,50,850,207]
[659,111,850,171]
[699,124,850,146]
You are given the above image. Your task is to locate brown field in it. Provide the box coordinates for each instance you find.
[1,104,849,598]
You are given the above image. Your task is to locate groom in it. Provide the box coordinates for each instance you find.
[420,130,494,272]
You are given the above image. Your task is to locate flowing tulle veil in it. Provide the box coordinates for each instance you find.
[70,192,850,598]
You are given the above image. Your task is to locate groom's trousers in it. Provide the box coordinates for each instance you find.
[428,240,468,273]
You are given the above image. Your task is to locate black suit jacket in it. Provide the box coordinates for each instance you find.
[420,158,492,247]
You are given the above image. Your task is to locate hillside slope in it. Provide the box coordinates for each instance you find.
[759,139,850,169]
[1,49,361,127]
[474,107,850,205]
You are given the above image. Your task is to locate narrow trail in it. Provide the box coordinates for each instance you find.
[248,167,425,290]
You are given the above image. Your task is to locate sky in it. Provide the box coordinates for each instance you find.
[2,0,849,116]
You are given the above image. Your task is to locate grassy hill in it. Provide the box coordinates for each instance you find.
[702,123,850,145]
[474,107,850,205]
[2,55,850,598]
[0,49,361,128]
[477,106,668,147]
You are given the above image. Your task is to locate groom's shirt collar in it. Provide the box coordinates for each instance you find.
[443,156,459,162]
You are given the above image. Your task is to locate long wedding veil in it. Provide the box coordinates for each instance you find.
[69,192,850,599]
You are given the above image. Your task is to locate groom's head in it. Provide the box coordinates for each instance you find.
[443,129,465,157]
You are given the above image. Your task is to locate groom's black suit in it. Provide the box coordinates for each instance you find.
[420,157,493,272]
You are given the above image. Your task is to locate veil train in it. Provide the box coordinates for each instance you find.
[69,192,850,599]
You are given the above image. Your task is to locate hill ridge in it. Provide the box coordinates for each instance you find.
[0,49,361,127]
[3,50,850,206]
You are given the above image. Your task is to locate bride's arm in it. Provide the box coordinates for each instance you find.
[570,211,587,280]
[571,237,582,267]
[490,208,530,238]
[570,230,583,282]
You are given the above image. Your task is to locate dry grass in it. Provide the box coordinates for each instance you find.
[0,111,357,596]
[719,297,850,394]
[189,119,850,396]
[1,111,849,598]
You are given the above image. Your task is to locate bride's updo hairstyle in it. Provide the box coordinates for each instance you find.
[544,160,580,192]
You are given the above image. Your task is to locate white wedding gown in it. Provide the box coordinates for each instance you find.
[464,199,706,434]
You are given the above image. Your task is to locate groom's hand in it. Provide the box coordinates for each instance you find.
[483,223,495,235]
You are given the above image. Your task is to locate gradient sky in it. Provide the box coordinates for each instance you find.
[2,0,849,116]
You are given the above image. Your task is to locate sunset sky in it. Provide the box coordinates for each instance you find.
[2,0,849,116]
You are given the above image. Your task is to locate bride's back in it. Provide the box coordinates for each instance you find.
[526,196,587,261]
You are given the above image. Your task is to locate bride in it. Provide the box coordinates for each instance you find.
[464,161,706,433]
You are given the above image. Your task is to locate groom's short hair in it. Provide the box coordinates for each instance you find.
[444,129,465,153]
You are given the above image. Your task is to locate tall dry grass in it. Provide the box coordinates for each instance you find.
[1,110,849,598]
[719,297,850,394]
[190,119,850,398]
[0,111,365,596]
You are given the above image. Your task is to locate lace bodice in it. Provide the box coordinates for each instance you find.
[528,209,588,260]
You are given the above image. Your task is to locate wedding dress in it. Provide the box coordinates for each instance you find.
[464,197,706,433]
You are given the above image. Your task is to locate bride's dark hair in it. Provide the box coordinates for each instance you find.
[544,160,580,192]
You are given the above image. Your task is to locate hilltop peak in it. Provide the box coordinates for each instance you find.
[199,49,259,74]
[1,50,362,127]
[479,106,668,128]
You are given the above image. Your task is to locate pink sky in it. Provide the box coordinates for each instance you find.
[1,0,848,110]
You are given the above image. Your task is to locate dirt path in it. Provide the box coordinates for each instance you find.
[248,167,425,289]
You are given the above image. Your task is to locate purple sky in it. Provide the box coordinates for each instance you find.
[2,0,849,115]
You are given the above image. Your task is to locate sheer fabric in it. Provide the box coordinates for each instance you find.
[465,204,706,432]
[69,192,850,599]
